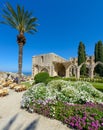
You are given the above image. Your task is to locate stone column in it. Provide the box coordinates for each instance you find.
[32,67,34,77]
[51,66,58,77]
[50,66,53,76]
[74,67,77,78]
[76,67,80,79]
[89,66,94,79]
[66,68,70,78]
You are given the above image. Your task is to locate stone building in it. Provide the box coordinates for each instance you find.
[32,53,66,77]
[32,53,103,79]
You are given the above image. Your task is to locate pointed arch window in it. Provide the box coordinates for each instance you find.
[41,56,44,63]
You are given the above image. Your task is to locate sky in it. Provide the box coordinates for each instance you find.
[0,0,103,72]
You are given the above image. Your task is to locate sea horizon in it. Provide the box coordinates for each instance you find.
[0,71,32,76]
[23,72,32,76]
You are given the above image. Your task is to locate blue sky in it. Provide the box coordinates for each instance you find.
[0,0,103,72]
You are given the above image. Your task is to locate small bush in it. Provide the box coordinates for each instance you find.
[21,82,32,89]
[45,76,62,84]
[34,72,49,84]
[21,80,103,129]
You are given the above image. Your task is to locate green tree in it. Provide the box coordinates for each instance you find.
[94,43,98,62]
[78,41,86,76]
[1,3,38,83]
[94,41,103,76]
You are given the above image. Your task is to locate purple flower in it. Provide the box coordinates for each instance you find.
[69,122,74,127]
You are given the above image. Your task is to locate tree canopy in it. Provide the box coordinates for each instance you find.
[1,2,38,34]
[78,41,86,76]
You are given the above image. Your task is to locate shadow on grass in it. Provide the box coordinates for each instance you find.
[3,114,39,130]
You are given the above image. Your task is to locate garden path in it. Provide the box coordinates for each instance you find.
[0,89,71,130]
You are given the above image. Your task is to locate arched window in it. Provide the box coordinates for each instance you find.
[41,68,48,73]
[57,63,66,77]
[41,56,44,63]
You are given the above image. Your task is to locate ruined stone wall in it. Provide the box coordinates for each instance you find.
[32,53,99,79]
[32,53,66,77]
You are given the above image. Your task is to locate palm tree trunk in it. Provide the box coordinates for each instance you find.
[18,43,23,84]
[17,32,25,84]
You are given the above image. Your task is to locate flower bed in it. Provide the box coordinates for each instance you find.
[21,80,103,130]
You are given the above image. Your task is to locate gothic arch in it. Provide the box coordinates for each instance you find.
[34,65,39,75]
[56,63,66,77]
[93,61,103,77]
[68,64,77,77]
[41,68,49,73]
[94,61,103,68]
[58,64,66,77]
[79,62,89,69]
[79,62,89,77]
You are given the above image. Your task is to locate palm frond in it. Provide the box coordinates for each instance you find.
[27,30,35,34]
[1,2,38,34]
[2,9,10,17]
[6,2,18,23]
[2,15,17,28]
[17,5,22,24]
[26,26,38,33]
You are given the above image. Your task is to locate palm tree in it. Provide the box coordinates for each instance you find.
[1,2,38,83]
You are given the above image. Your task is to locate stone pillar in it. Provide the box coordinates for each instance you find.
[50,65,57,77]
[66,69,70,78]
[89,66,94,79]
[76,67,80,79]
[51,65,58,77]
[74,67,77,78]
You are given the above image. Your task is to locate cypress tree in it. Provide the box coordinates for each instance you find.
[94,40,103,76]
[78,41,86,75]
[94,43,98,74]
[94,43,98,62]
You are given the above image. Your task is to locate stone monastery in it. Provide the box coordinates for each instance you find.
[32,53,103,79]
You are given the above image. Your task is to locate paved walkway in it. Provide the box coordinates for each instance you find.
[0,89,71,130]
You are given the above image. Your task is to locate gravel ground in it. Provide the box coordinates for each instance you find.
[0,89,71,130]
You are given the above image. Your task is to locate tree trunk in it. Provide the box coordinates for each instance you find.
[18,43,23,84]
[17,32,26,84]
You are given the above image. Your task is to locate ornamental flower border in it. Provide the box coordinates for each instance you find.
[21,80,103,130]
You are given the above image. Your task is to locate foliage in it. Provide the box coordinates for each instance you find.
[21,81,32,88]
[1,2,38,83]
[94,41,103,76]
[45,76,61,84]
[78,41,86,75]
[23,101,103,129]
[34,72,49,84]
[1,2,38,34]
[63,102,103,130]
[43,76,103,93]
[21,80,103,130]
[91,82,103,92]
[21,80,103,110]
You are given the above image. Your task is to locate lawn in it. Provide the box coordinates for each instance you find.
[91,82,103,92]
[21,81,32,89]
[22,78,103,92]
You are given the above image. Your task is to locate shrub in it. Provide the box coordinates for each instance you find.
[21,80,103,109]
[21,98,103,130]
[45,76,62,84]
[21,83,46,109]
[63,77,77,81]
[21,80,103,129]
[34,72,49,84]
[21,82,32,88]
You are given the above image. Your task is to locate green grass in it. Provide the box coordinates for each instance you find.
[21,81,32,88]
[21,78,103,92]
[91,82,103,92]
